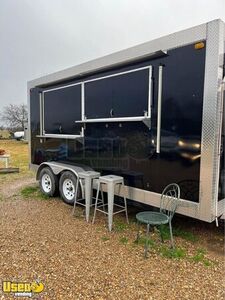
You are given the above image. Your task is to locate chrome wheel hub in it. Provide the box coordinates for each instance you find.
[42,174,52,193]
[63,179,75,200]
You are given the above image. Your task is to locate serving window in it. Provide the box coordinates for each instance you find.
[41,83,82,138]
[84,66,152,121]
[38,65,152,139]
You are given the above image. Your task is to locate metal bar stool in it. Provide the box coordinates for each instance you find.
[92,175,129,231]
[0,154,10,168]
[72,171,101,222]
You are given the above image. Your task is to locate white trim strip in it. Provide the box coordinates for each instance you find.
[39,93,43,136]
[76,116,150,123]
[156,66,163,154]
[148,66,153,118]
[81,82,85,120]
[83,65,151,84]
[42,65,152,93]
[36,134,83,139]
[43,81,82,93]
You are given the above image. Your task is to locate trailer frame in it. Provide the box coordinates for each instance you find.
[28,19,225,222]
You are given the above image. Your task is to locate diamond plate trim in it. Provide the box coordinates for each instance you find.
[199,20,224,222]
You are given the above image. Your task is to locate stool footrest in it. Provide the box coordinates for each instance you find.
[74,198,85,207]
[114,204,126,209]
[113,209,126,215]
[74,197,101,208]
[96,207,126,216]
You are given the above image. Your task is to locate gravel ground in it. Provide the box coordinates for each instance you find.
[0,177,224,300]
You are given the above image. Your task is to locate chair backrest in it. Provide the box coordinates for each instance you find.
[160,183,180,219]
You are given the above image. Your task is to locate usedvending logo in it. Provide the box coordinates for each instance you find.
[2,280,44,297]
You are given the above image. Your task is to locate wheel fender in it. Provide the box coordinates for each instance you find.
[36,162,90,198]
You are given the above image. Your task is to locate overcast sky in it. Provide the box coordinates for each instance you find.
[0,0,225,110]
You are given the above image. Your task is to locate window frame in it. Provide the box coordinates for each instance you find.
[38,82,84,139]
[38,65,152,139]
[80,65,152,123]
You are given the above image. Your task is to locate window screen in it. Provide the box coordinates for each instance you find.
[43,84,81,135]
[85,68,150,119]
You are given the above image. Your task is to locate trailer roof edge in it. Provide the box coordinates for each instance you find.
[28,19,224,89]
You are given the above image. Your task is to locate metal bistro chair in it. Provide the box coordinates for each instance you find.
[136,183,180,257]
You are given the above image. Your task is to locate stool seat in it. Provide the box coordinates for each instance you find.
[0,154,10,168]
[99,175,124,184]
[136,211,169,225]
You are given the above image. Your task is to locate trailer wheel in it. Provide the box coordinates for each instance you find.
[39,167,58,197]
[59,171,80,205]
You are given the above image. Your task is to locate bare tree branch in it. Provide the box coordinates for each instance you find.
[0,103,28,130]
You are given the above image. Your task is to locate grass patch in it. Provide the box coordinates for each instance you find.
[159,225,171,240]
[134,234,213,266]
[159,246,187,259]
[0,140,33,185]
[174,227,198,242]
[134,236,155,247]
[191,248,206,262]
[190,248,213,266]
[101,236,110,242]
[0,130,11,139]
[127,216,138,224]
[114,220,129,232]
[21,186,38,197]
[21,185,49,200]
[202,259,212,267]
[160,225,198,242]
[119,237,129,245]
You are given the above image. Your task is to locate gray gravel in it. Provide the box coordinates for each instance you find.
[0,178,224,300]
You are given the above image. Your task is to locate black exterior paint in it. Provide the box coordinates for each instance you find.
[44,85,81,135]
[85,69,149,118]
[30,43,206,202]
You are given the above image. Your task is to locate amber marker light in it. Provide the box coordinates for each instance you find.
[194,42,205,50]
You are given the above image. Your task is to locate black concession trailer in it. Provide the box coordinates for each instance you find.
[28,19,225,223]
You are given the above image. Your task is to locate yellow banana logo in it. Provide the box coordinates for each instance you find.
[30,281,44,293]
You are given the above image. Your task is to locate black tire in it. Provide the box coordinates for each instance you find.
[59,171,81,205]
[39,167,58,197]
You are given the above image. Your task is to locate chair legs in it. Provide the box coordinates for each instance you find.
[169,220,175,249]
[144,224,150,258]
[136,223,152,258]
[136,221,176,258]
[159,224,164,243]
